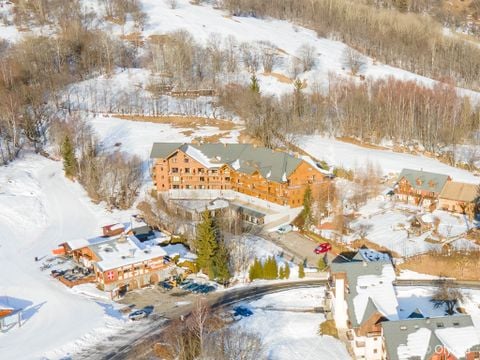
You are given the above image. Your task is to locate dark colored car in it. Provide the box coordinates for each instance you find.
[314,243,332,254]
[233,306,253,317]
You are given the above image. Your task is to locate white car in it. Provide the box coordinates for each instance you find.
[277,225,293,234]
[129,310,147,321]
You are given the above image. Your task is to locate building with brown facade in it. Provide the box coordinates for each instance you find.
[439,181,478,218]
[150,143,327,207]
[395,169,451,209]
[63,223,173,298]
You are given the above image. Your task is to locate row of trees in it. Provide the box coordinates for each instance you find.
[56,118,142,209]
[248,256,291,280]
[221,0,480,90]
[0,1,138,165]
[218,75,480,156]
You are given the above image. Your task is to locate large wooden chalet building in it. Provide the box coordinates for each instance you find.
[150,143,327,207]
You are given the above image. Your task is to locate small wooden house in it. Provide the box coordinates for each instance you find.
[395,169,450,209]
[439,181,478,219]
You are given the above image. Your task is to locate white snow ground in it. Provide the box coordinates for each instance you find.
[89,114,242,159]
[298,136,480,184]
[0,154,135,359]
[232,287,351,360]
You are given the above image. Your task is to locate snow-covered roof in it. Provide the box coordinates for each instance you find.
[435,326,480,359]
[382,315,480,360]
[358,248,391,262]
[353,264,399,324]
[150,143,317,184]
[66,236,112,251]
[184,144,220,168]
[396,328,431,360]
[331,248,397,327]
[92,235,167,272]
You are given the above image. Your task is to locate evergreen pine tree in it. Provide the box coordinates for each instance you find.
[250,74,260,94]
[212,238,231,284]
[194,211,218,277]
[272,257,278,279]
[279,266,285,279]
[285,262,290,279]
[61,135,77,178]
[249,257,262,281]
[301,185,313,230]
[298,263,305,279]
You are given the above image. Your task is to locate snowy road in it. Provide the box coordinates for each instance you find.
[0,155,128,360]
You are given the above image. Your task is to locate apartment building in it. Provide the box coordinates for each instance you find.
[150,143,327,207]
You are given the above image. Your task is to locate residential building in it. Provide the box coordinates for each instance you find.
[439,181,478,218]
[395,169,451,209]
[150,143,327,207]
[326,248,480,360]
[63,223,173,298]
[327,249,398,359]
[382,315,480,360]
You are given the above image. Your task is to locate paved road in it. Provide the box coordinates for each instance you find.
[103,279,328,360]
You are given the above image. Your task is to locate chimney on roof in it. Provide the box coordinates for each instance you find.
[129,248,136,258]
[363,260,367,267]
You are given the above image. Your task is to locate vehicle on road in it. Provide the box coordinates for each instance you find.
[276,225,293,234]
[129,310,148,321]
[314,243,332,254]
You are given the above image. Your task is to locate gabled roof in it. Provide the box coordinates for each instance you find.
[439,181,478,202]
[407,308,425,319]
[382,315,480,360]
[150,143,312,184]
[330,249,397,327]
[397,168,449,194]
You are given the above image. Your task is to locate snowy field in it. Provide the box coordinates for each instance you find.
[232,287,351,360]
[298,136,480,184]
[89,114,242,159]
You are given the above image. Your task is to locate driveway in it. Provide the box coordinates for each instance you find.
[265,231,329,268]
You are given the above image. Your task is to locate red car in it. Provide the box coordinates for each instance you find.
[314,243,332,254]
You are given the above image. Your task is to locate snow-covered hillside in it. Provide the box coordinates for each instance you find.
[0,154,134,359]
[298,136,480,184]
[76,0,480,102]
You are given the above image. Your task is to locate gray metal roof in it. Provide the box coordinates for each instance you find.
[150,143,306,183]
[397,168,449,194]
[382,315,476,360]
[330,252,391,327]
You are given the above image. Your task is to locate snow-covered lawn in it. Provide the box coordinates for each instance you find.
[0,154,137,359]
[346,199,479,257]
[232,288,351,360]
[298,135,480,184]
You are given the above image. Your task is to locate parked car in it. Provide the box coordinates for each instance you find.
[277,225,293,234]
[233,306,253,317]
[129,310,148,321]
[314,243,332,254]
[159,280,174,291]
